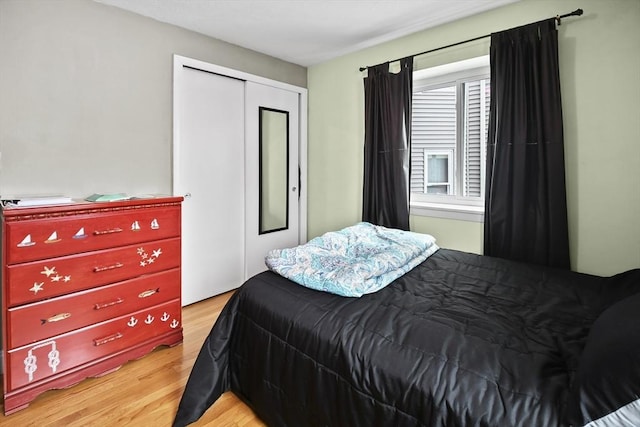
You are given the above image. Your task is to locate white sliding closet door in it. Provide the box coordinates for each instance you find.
[174,55,307,306]
[244,82,301,279]
[174,67,245,306]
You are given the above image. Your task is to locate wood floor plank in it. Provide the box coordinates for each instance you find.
[0,291,266,426]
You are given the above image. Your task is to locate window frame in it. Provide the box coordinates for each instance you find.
[410,56,490,222]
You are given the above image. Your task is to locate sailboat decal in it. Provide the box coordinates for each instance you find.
[72,227,88,239]
[131,221,141,231]
[17,234,36,247]
[150,219,160,230]
[44,231,61,244]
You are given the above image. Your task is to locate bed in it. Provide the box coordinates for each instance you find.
[173,224,640,427]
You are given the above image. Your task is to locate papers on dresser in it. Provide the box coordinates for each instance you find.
[1,195,74,208]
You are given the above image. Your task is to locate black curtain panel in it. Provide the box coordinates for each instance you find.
[362,57,413,231]
[484,19,570,269]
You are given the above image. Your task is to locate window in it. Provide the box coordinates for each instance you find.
[424,149,453,195]
[410,56,490,222]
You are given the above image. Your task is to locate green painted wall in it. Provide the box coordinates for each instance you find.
[307,0,640,276]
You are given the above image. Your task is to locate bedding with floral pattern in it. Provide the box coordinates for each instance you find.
[265,222,438,297]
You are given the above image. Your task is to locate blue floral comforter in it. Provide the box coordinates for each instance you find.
[265,222,439,297]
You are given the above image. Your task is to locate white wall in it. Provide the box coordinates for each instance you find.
[307,0,640,276]
[0,0,306,199]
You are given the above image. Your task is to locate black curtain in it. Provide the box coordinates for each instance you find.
[362,57,413,231]
[484,19,570,269]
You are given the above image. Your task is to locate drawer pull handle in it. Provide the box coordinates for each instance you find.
[138,288,160,299]
[94,298,124,310]
[94,332,123,347]
[93,228,123,236]
[41,312,71,325]
[93,262,124,273]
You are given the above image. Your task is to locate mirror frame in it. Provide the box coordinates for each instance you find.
[258,106,290,235]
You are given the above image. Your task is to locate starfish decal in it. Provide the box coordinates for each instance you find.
[30,282,44,294]
[41,266,56,277]
[137,247,163,267]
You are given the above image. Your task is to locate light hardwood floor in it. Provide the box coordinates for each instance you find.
[0,291,267,427]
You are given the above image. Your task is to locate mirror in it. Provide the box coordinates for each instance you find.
[259,107,289,234]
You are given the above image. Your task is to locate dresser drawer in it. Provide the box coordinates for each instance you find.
[5,205,180,264]
[7,268,181,349]
[6,299,181,391]
[7,237,180,306]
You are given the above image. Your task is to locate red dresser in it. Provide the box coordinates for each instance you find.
[1,197,183,414]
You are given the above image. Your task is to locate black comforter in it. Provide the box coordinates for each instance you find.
[174,249,640,426]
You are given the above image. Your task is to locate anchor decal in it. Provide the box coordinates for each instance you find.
[170,319,180,329]
[127,316,138,327]
[161,312,170,322]
[145,314,154,324]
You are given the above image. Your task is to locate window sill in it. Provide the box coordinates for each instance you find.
[410,201,484,223]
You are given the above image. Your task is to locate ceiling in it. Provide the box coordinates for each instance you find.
[96,0,519,67]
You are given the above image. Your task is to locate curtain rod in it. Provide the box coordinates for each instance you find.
[358,8,584,72]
